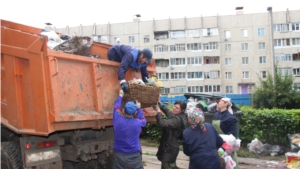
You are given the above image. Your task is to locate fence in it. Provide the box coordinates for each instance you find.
[160,94,251,106]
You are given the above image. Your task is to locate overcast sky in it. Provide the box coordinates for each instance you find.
[0,0,299,29]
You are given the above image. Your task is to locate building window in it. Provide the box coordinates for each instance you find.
[170,86,186,93]
[157,73,169,80]
[242,71,250,79]
[293,68,300,76]
[187,72,203,79]
[93,35,107,42]
[204,70,220,79]
[170,58,185,65]
[144,35,150,43]
[204,85,220,92]
[259,56,266,64]
[294,83,300,90]
[275,53,292,62]
[241,29,248,37]
[188,86,204,93]
[292,23,300,31]
[260,71,267,78]
[154,31,168,39]
[242,57,249,64]
[155,60,169,67]
[258,28,266,36]
[204,57,220,64]
[186,29,201,37]
[225,72,232,79]
[224,30,231,39]
[279,68,292,76]
[274,24,289,32]
[170,72,186,79]
[292,38,300,45]
[187,43,202,51]
[203,42,219,50]
[226,86,233,93]
[203,28,218,36]
[225,44,231,52]
[114,37,120,44]
[187,57,202,65]
[170,30,185,38]
[170,44,185,52]
[241,43,248,51]
[128,36,135,43]
[274,39,290,47]
[225,58,232,65]
[160,87,170,94]
[154,45,168,52]
[259,42,266,50]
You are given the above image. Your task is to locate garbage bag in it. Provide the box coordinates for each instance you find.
[247,138,265,155]
[288,133,300,152]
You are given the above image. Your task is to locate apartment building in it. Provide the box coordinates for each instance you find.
[56,9,300,96]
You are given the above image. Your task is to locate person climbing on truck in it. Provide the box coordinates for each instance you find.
[107,45,153,93]
[112,90,147,169]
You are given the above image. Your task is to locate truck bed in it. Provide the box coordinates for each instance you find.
[1,20,157,136]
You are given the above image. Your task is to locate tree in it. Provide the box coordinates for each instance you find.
[253,64,300,109]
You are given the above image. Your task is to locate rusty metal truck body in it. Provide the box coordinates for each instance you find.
[1,20,157,169]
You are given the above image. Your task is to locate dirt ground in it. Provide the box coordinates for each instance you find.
[141,146,288,169]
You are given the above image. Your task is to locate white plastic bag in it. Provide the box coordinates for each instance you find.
[224,155,236,169]
[247,138,265,155]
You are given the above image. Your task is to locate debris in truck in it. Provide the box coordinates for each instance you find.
[41,30,64,49]
[52,36,95,57]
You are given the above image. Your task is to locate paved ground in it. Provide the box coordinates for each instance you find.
[141,146,288,169]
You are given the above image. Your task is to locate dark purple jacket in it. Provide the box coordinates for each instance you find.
[182,123,223,169]
[108,45,149,82]
[213,110,237,137]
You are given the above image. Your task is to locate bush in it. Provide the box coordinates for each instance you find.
[240,107,300,146]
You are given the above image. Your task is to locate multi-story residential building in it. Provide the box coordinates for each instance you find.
[56,9,300,96]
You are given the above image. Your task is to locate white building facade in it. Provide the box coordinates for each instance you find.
[56,10,300,96]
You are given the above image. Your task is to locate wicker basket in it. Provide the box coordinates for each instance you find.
[122,84,160,108]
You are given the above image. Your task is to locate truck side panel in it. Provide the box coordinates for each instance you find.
[1,20,157,136]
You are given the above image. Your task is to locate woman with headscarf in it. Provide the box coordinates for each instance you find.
[212,97,239,169]
[182,107,224,169]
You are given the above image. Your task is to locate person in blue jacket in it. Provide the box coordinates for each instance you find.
[212,97,239,169]
[113,90,147,169]
[107,45,153,92]
[182,107,224,169]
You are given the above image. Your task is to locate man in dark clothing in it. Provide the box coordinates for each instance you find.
[155,100,188,169]
[107,45,153,92]
[113,90,147,169]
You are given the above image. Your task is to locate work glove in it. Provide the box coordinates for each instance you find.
[120,80,129,93]
[136,100,141,108]
[119,89,124,97]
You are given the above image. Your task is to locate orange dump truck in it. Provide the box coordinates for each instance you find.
[1,20,157,169]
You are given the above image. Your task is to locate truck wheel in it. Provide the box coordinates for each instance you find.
[1,142,23,169]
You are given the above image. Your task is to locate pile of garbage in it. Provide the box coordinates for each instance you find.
[247,138,285,156]
[128,76,162,88]
[41,30,99,58]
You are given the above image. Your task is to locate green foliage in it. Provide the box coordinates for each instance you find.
[141,104,173,143]
[253,64,300,109]
[240,106,300,146]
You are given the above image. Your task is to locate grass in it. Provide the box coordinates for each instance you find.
[141,139,287,162]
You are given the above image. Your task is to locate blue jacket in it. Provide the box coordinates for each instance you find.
[108,45,149,82]
[113,96,147,153]
[182,123,223,169]
[213,110,237,137]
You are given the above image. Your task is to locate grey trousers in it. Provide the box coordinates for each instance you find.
[114,152,144,169]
